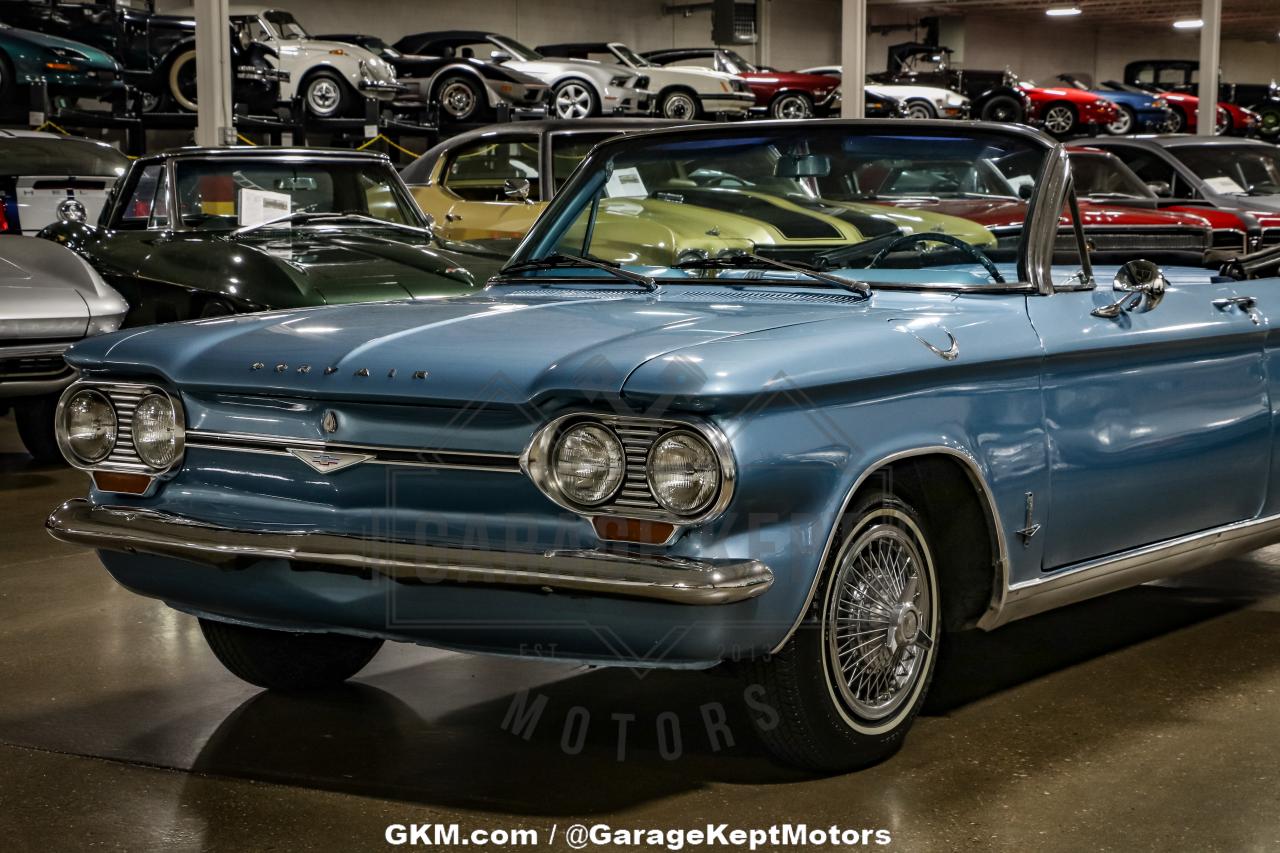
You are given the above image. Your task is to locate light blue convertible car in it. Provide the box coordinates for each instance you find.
[46,121,1280,772]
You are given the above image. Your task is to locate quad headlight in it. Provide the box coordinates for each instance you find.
[551,423,626,506]
[647,430,719,514]
[132,393,181,469]
[61,389,116,464]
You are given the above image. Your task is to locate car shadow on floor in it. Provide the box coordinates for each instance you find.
[176,558,1280,815]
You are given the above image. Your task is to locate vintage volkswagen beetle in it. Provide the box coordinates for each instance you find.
[40,147,499,326]
[45,120,1280,772]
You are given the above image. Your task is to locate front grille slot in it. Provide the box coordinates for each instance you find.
[99,384,155,472]
[1262,228,1280,248]
[0,354,72,381]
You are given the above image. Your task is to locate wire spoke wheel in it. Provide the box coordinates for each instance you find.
[824,514,936,724]
[554,83,593,119]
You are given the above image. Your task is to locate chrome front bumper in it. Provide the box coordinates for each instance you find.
[47,500,774,606]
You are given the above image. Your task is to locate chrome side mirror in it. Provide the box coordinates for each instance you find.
[1146,180,1172,198]
[502,177,532,203]
[1092,259,1168,319]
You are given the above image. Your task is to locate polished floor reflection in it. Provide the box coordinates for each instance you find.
[3,414,1280,851]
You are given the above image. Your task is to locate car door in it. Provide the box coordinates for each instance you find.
[433,133,544,240]
[1027,266,1270,570]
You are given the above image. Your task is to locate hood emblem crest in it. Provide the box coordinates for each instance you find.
[289,448,372,474]
[321,410,339,434]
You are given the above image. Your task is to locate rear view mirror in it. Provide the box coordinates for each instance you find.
[1146,180,1172,198]
[490,51,512,62]
[275,176,317,191]
[502,177,532,202]
[775,154,831,178]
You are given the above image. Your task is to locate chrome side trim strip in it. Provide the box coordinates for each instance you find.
[185,430,523,474]
[770,445,1010,654]
[979,511,1280,629]
[46,500,774,606]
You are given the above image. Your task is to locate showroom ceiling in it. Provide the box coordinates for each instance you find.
[873,0,1280,41]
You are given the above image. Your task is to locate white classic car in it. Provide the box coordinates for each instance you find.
[537,41,755,119]
[207,7,402,117]
[801,65,970,119]
[1,237,126,463]
[394,31,650,120]
[0,131,128,235]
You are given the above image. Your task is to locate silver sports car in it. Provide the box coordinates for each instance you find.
[1,236,127,462]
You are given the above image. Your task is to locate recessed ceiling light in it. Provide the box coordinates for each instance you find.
[1173,18,1204,29]
[1046,7,1082,16]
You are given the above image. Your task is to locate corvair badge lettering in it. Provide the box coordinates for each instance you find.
[288,449,373,474]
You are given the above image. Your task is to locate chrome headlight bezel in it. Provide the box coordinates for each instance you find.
[646,429,721,515]
[523,412,737,532]
[549,422,626,507]
[131,392,184,470]
[56,388,117,465]
[54,380,186,476]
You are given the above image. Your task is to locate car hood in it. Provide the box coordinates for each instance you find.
[0,238,125,339]
[289,38,383,63]
[65,288,882,404]
[745,71,839,89]
[889,197,1207,228]
[509,58,630,83]
[4,26,118,69]
[230,229,486,303]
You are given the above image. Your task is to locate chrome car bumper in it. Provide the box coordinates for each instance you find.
[0,342,74,398]
[46,500,774,606]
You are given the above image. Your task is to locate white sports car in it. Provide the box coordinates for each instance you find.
[801,65,969,119]
[394,32,651,120]
[537,42,755,119]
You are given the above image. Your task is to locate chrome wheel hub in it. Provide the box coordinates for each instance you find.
[826,520,935,722]
[308,80,340,114]
[776,96,809,120]
[441,82,476,118]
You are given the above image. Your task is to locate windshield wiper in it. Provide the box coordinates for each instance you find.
[674,252,871,298]
[230,211,431,237]
[1085,192,1145,200]
[499,252,658,291]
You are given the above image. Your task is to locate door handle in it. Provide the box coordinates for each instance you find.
[1213,295,1261,324]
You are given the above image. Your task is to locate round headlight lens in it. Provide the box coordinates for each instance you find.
[647,430,719,515]
[63,390,116,464]
[131,394,180,469]
[552,423,625,506]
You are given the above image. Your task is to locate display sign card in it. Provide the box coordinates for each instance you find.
[606,167,648,198]
[238,189,292,226]
[1203,176,1245,194]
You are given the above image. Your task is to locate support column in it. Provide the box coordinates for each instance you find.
[195,0,234,147]
[840,0,867,118]
[1197,0,1221,137]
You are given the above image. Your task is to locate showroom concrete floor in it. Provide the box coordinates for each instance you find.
[3,414,1280,853]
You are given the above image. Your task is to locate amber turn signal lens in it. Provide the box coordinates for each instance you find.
[592,516,676,545]
[92,471,154,494]
[45,62,77,71]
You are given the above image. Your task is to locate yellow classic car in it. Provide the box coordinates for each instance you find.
[401,119,996,265]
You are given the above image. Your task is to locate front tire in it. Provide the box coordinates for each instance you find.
[742,483,940,772]
[1256,106,1280,140]
[168,49,198,112]
[904,99,936,120]
[551,79,598,119]
[1163,106,1187,133]
[199,618,383,690]
[979,94,1023,123]
[303,69,349,118]
[14,394,63,465]
[435,74,490,124]
[770,91,813,120]
[1042,102,1077,137]
[659,88,700,120]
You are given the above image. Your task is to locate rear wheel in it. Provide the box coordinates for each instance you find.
[199,618,383,690]
[1256,106,1280,140]
[1106,104,1135,135]
[1163,106,1187,133]
[904,99,936,120]
[659,89,700,120]
[14,395,63,465]
[742,482,940,771]
[168,49,198,112]
[435,74,490,124]
[551,79,598,119]
[770,92,813,120]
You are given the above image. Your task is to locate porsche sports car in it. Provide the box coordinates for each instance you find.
[401,119,996,257]
[1,236,126,463]
[537,42,754,119]
[48,119,1280,776]
[39,148,500,327]
[0,130,128,236]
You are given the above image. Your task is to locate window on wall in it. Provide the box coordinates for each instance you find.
[442,136,541,202]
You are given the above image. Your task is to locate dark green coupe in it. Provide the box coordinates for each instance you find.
[40,147,501,327]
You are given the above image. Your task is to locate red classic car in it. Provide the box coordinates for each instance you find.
[1020,82,1119,137]
[641,47,840,119]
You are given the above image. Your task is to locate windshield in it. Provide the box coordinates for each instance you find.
[262,10,308,39]
[719,49,757,75]
[1170,145,1280,196]
[491,36,541,61]
[612,44,651,68]
[170,158,418,231]
[1068,152,1154,199]
[0,138,127,178]
[512,127,1052,288]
